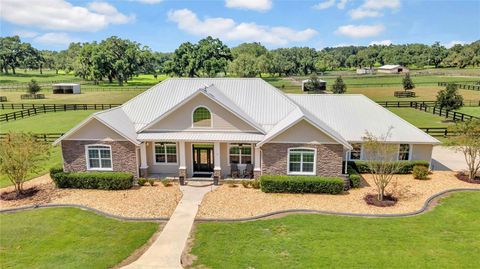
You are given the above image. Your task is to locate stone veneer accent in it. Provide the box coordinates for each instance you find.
[261,143,343,176]
[213,169,221,179]
[61,140,138,177]
[179,168,187,178]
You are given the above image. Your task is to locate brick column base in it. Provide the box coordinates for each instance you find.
[139,167,148,178]
[179,168,187,178]
[253,170,261,179]
[213,169,221,179]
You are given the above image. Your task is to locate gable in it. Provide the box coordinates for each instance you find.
[270,119,337,144]
[67,118,127,141]
[145,93,259,132]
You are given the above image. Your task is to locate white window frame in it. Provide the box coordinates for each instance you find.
[397,144,412,161]
[228,143,253,165]
[153,142,178,165]
[85,144,113,171]
[287,147,317,175]
[191,106,213,128]
[348,143,363,160]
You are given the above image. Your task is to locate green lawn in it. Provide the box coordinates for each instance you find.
[0,90,144,104]
[190,192,480,269]
[1,110,96,133]
[456,106,480,117]
[387,108,453,128]
[0,207,158,269]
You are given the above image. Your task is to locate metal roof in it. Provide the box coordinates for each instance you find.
[379,65,402,69]
[137,132,264,142]
[287,94,440,144]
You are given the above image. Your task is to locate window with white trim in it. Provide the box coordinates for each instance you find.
[229,144,252,164]
[86,145,112,170]
[398,144,411,160]
[192,107,211,127]
[350,143,362,160]
[154,142,177,164]
[288,148,315,175]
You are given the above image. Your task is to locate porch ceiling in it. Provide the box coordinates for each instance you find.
[137,132,264,142]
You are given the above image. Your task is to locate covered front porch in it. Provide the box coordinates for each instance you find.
[137,138,262,180]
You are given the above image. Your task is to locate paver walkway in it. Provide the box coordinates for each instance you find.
[124,183,216,269]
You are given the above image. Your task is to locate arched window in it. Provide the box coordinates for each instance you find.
[192,106,212,127]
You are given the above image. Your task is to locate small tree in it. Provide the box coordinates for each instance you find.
[362,128,401,201]
[304,74,323,91]
[436,84,463,110]
[447,120,480,180]
[0,132,50,197]
[27,79,41,95]
[402,73,415,91]
[332,76,346,94]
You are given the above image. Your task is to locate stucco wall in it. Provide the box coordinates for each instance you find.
[270,120,336,144]
[261,143,343,176]
[146,94,258,132]
[146,142,179,176]
[411,144,433,161]
[61,140,138,177]
[67,118,126,141]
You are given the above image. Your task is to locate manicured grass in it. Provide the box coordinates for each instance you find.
[0,90,144,104]
[0,207,158,269]
[1,110,95,133]
[456,106,480,117]
[0,146,62,188]
[190,192,480,269]
[387,108,453,128]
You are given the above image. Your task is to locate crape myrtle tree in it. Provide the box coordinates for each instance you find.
[447,120,480,180]
[436,84,464,110]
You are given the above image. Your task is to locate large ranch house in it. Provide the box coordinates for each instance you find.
[54,78,439,181]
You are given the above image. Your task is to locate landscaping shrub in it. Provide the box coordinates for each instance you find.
[51,172,133,190]
[260,175,344,194]
[349,160,429,174]
[49,166,64,178]
[413,165,429,180]
[137,178,147,186]
[251,179,260,189]
[161,179,172,187]
[347,166,362,188]
[148,179,155,186]
[241,180,250,188]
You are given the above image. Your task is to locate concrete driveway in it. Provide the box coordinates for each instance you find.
[431,146,467,172]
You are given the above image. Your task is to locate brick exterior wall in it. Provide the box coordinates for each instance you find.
[61,140,138,177]
[261,143,343,176]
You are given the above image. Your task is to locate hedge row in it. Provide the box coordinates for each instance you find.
[348,160,429,174]
[260,175,344,194]
[347,166,361,188]
[50,167,133,190]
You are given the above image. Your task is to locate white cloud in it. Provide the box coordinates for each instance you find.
[349,0,401,19]
[313,0,336,10]
[335,24,385,38]
[13,30,39,38]
[33,32,78,45]
[0,0,134,32]
[225,0,272,11]
[167,9,317,45]
[369,39,392,46]
[337,0,351,9]
[132,0,163,4]
[444,40,469,48]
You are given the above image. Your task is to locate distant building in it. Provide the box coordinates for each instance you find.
[356,67,375,74]
[377,65,409,74]
[52,83,81,94]
[302,79,327,91]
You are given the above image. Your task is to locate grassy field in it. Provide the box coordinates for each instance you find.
[387,108,453,128]
[190,192,480,269]
[0,207,158,269]
[0,90,144,104]
[456,106,480,117]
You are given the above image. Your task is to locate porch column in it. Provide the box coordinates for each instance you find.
[254,146,261,179]
[213,142,221,178]
[178,141,187,178]
[139,142,148,178]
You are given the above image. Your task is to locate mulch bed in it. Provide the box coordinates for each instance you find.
[456,173,480,184]
[1,187,39,201]
[364,194,398,207]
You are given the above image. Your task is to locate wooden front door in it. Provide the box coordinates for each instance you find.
[193,145,214,173]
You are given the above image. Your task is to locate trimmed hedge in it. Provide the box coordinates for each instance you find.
[51,170,133,190]
[260,175,344,194]
[348,160,429,174]
[347,166,361,188]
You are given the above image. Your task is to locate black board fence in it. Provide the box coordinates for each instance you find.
[0,133,64,142]
[0,103,120,122]
[411,102,479,122]
[438,82,480,91]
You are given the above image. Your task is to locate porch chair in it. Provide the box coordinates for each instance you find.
[231,163,240,178]
[244,164,254,179]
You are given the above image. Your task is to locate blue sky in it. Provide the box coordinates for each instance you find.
[1,0,479,51]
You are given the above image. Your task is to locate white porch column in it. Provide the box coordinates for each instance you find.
[178,141,186,170]
[213,142,221,178]
[139,142,148,177]
[254,146,261,178]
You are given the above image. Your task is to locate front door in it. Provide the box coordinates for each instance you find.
[192,144,214,174]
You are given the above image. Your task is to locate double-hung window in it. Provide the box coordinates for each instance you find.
[288,148,316,175]
[350,143,362,160]
[154,142,177,164]
[229,144,252,164]
[86,145,112,170]
[398,144,411,160]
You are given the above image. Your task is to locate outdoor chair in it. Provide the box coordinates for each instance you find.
[244,164,254,179]
[231,163,239,178]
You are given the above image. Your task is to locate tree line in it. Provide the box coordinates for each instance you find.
[1,36,479,85]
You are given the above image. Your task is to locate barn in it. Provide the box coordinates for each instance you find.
[377,65,409,74]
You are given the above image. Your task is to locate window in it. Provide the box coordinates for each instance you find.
[398,144,411,160]
[288,148,316,175]
[86,145,112,170]
[350,143,362,160]
[154,142,177,164]
[229,144,252,164]
[192,107,211,127]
